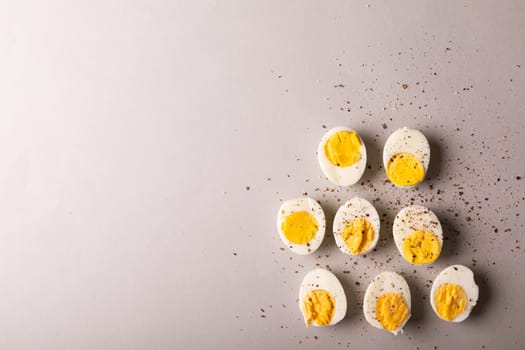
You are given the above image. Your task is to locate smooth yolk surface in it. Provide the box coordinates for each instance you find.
[342,218,375,254]
[302,289,335,327]
[386,152,425,186]
[376,293,410,331]
[402,230,441,264]
[281,211,318,244]
[435,283,468,321]
[324,131,362,167]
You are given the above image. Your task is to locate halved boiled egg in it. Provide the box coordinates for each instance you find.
[363,271,411,335]
[318,127,367,186]
[430,265,479,322]
[383,127,430,187]
[333,197,380,255]
[277,197,325,255]
[393,205,443,265]
[299,268,347,327]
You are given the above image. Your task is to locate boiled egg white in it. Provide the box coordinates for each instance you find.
[333,197,380,255]
[363,271,411,335]
[430,265,479,322]
[393,205,443,265]
[383,127,430,187]
[299,268,347,327]
[318,127,367,186]
[277,197,325,255]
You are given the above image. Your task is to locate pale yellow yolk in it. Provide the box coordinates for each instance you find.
[281,211,318,244]
[324,131,362,167]
[386,152,425,186]
[435,283,468,321]
[341,218,375,254]
[302,289,335,327]
[376,293,410,331]
[402,230,441,264]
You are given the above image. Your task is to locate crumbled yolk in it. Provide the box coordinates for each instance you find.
[324,131,362,167]
[435,283,468,321]
[376,293,410,331]
[281,211,318,244]
[342,218,375,254]
[386,152,425,186]
[302,289,335,327]
[402,230,441,264]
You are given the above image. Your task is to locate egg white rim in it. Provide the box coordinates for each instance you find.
[333,197,380,255]
[276,197,326,255]
[383,127,430,188]
[317,127,367,187]
[393,205,443,265]
[299,268,347,326]
[363,271,411,335]
[430,264,479,322]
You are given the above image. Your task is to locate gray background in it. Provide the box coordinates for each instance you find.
[1,0,524,349]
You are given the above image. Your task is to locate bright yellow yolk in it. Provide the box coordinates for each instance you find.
[302,289,335,327]
[324,131,362,167]
[376,293,410,331]
[435,284,468,321]
[386,152,425,186]
[402,230,441,264]
[281,211,318,244]
[342,218,375,254]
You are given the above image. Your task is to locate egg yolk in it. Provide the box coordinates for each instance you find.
[281,211,318,244]
[342,218,375,254]
[324,131,362,167]
[386,152,425,186]
[302,289,336,327]
[402,230,441,264]
[376,293,410,331]
[435,283,468,321]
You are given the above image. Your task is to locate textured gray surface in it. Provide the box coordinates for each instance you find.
[1,1,524,349]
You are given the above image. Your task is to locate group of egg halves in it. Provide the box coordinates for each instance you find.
[276,126,479,335]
